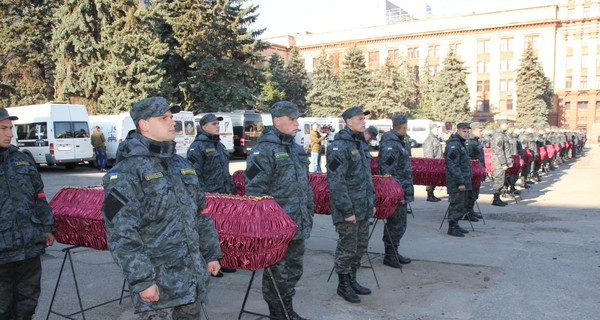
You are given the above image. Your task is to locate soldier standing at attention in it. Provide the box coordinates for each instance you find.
[464,122,485,221]
[422,123,443,202]
[378,114,413,268]
[245,101,314,320]
[327,106,376,304]
[0,108,55,319]
[444,123,473,237]
[101,97,222,319]
[491,121,512,206]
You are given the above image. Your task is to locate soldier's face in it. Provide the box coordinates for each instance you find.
[140,111,176,142]
[346,115,366,133]
[274,116,299,136]
[458,128,470,139]
[472,128,483,138]
[0,119,14,148]
[396,123,408,135]
[202,121,220,135]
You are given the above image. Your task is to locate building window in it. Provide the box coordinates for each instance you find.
[566,56,574,69]
[476,80,490,93]
[477,40,489,54]
[581,55,588,69]
[507,98,513,111]
[578,102,588,125]
[582,34,589,47]
[330,52,340,74]
[525,35,539,50]
[566,77,572,89]
[312,57,320,73]
[500,38,513,52]
[500,59,514,72]
[428,64,439,76]
[596,101,600,123]
[368,51,380,71]
[565,101,571,111]
[449,43,462,56]
[388,49,399,64]
[507,79,515,92]
[584,6,590,18]
[566,35,574,47]
[428,45,439,57]
[581,76,587,89]
[568,8,575,20]
[477,100,490,113]
[477,61,490,73]
[408,47,419,59]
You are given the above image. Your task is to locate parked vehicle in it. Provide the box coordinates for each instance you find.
[172,111,197,157]
[323,117,345,142]
[8,102,94,168]
[295,117,328,152]
[228,110,264,157]
[10,124,17,147]
[407,119,434,147]
[194,113,235,154]
[89,113,136,165]
[260,113,273,132]
[365,119,392,148]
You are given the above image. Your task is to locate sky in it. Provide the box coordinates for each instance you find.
[251,0,558,38]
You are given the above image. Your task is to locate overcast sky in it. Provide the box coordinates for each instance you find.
[251,0,557,37]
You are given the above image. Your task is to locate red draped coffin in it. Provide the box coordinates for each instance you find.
[536,146,547,163]
[506,155,524,174]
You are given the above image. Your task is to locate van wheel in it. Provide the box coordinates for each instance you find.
[65,163,77,170]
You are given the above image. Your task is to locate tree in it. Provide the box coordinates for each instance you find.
[339,46,373,110]
[256,53,287,112]
[397,55,419,115]
[306,51,343,117]
[431,51,471,123]
[371,57,406,118]
[171,0,268,112]
[0,0,60,107]
[515,46,553,126]
[414,58,435,119]
[284,47,309,113]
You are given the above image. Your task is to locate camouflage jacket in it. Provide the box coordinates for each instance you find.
[115,132,139,164]
[245,128,314,240]
[326,128,375,224]
[519,132,537,157]
[444,133,473,193]
[422,133,443,159]
[465,135,485,169]
[513,133,524,158]
[378,130,414,202]
[491,128,513,168]
[0,145,54,264]
[102,134,222,313]
[187,132,234,194]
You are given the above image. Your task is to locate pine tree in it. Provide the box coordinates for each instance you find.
[431,51,471,123]
[306,51,343,117]
[515,46,553,126]
[0,0,60,107]
[339,46,373,110]
[256,53,287,112]
[171,0,268,112]
[372,57,405,118]
[397,55,418,115]
[284,47,309,113]
[414,58,435,119]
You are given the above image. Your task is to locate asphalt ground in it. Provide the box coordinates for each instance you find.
[31,145,600,320]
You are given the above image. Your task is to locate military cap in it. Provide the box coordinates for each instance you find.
[130,96,180,127]
[342,106,370,120]
[366,126,378,139]
[456,122,471,129]
[199,113,223,126]
[470,122,484,129]
[0,108,18,121]
[271,101,303,119]
[392,114,408,126]
[430,123,439,129]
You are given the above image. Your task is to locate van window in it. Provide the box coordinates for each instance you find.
[304,124,311,134]
[55,122,73,138]
[244,120,263,137]
[174,120,183,135]
[73,122,89,138]
[184,121,195,136]
[16,122,47,140]
[411,126,426,132]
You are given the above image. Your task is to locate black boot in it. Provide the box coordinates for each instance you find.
[383,247,403,269]
[349,268,371,295]
[426,190,441,202]
[492,193,508,206]
[470,209,483,219]
[267,300,287,320]
[447,222,465,237]
[462,213,479,222]
[455,224,469,234]
[337,273,360,303]
[283,296,308,320]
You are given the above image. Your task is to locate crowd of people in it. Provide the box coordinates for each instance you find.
[0,99,588,319]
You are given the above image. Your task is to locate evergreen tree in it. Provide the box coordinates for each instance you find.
[306,51,343,117]
[397,55,418,115]
[0,0,60,107]
[171,0,267,112]
[256,53,286,112]
[284,47,309,113]
[414,58,435,119]
[339,46,373,110]
[372,57,406,118]
[431,51,471,123]
[515,46,553,126]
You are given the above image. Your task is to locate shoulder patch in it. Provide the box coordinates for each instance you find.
[15,161,29,166]
[206,148,216,152]
[275,152,289,159]
[332,147,339,151]
[351,149,359,155]
[109,172,119,180]
[328,158,341,172]
[180,168,196,175]
[253,151,260,155]
[144,172,164,181]
[104,189,129,222]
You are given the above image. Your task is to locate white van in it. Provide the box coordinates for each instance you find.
[89,113,136,164]
[296,117,327,152]
[260,113,273,132]
[366,119,392,147]
[8,102,94,168]
[10,124,18,147]
[407,119,433,147]
[194,113,235,154]
[172,111,196,157]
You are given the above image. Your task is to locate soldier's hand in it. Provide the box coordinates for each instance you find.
[345,215,357,224]
[140,284,160,303]
[46,232,55,247]
[502,165,508,171]
[373,207,377,215]
[458,185,466,191]
[207,261,221,276]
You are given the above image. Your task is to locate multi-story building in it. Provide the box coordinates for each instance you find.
[263,0,600,135]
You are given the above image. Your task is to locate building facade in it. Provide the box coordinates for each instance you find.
[264,0,600,133]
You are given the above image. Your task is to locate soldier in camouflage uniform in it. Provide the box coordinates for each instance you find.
[378,114,413,268]
[0,108,55,319]
[327,106,375,304]
[520,127,537,186]
[491,121,512,206]
[115,129,137,164]
[422,123,443,202]
[101,97,223,319]
[245,101,314,320]
[464,122,485,220]
[444,123,473,237]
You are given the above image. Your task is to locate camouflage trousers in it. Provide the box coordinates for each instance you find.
[492,167,506,191]
[425,186,436,192]
[263,239,305,303]
[137,288,203,320]
[0,256,42,320]
[447,191,468,223]
[465,188,480,212]
[383,203,407,253]
[334,219,370,274]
